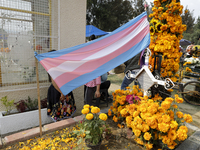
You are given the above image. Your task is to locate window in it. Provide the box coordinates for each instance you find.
[0,0,58,91]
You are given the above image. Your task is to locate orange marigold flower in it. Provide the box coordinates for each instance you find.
[135,138,144,145]
[177,128,187,141]
[158,122,170,133]
[108,109,112,116]
[161,101,171,110]
[134,129,141,137]
[162,114,171,123]
[168,129,177,141]
[176,111,183,118]
[144,132,152,141]
[170,120,178,129]
[175,96,184,103]
[113,115,118,122]
[179,125,188,133]
[183,114,193,123]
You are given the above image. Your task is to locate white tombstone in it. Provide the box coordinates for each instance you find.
[135,66,175,96]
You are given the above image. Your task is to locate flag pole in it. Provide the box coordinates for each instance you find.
[35,57,42,136]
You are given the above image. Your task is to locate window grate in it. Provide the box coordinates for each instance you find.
[0,0,58,91]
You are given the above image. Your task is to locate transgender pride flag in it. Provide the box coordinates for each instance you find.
[35,12,150,95]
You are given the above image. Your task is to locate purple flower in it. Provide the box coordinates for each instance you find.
[126,95,133,104]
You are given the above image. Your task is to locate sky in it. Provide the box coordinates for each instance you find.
[145,0,200,20]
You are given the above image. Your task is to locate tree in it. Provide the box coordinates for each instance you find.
[181,7,195,33]
[86,0,135,32]
[132,0,145,17]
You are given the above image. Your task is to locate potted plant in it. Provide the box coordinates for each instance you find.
[74,105,108,150]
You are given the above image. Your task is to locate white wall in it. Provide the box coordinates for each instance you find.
[0,0,87,113]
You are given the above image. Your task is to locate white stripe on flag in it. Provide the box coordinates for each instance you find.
[48,19,149,80]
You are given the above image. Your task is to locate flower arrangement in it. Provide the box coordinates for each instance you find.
[74,105,108,146]
[108,85,143,128]
[148,0,186,82]
[109,86,193,150]
[183,57,200,78]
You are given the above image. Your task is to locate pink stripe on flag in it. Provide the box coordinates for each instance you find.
[54,26,149,88]
[41,16,147,71]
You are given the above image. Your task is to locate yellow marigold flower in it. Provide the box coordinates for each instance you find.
[145,143,153,150]
[183,114,193,123]
[118,106,123,113]
[139,104,147,113]
[134,116,143,124]
[168,129,177,141]
[134,129,141,137]
[135,138,144,145]
[161,101,171,110]
[142,123,150,132]
[133,111,140,118]
[143,132,152,141]
[146,116,156,126]
[136,123,143,131]
[99,113,108,121]
[172,104,178,109]
[158,122,170,133]
[126,116,132,126]
[179,125,188,133]
[176,111,183,118]
[81,108,90,114]
[86,113,93,120]
[83,104,90,109]
[165,97,174,103]
[162,114,171,123]
[91,107,100,114]
[177,129,187,141]
[168,141,177,150]
[168,110,174,119]
[150,121,158,129]
[170,120,178,129]
[120,108,128,117]
[175,96,184,103]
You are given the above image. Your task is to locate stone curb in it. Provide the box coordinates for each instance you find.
[175,129,200,150]
[0,115,84,147]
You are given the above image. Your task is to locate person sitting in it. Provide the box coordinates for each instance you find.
[84,76,101,106]
[47,50,76,122]
[100,72,112,101]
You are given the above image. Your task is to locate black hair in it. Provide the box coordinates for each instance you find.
[48,49,56,82]
[90,34,96,41]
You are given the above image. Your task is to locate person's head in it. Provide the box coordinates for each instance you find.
[48,49,56,82]
[191,41,195,45]
[90,34,96,41]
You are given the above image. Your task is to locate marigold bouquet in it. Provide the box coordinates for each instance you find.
[108,85,143,127]
[75,105,108,145]
[120,93,192,150]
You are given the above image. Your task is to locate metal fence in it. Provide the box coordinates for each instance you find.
[0,0,58,91]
